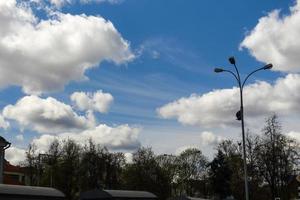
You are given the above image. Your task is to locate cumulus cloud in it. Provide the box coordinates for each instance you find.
[31,124,141,153]
[158,74,300,127]
[0,0,134,94]
[0,115,9,130]
[71,91,113,113]
[5,123,140,164]
[241,0,300,73]
[200,131,223,146]
[5,147,26,165]
[3,95,95,134]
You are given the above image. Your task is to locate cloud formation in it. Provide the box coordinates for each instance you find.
[71,91,113,113]
[5,123,140,165]
[0,115,9,130]
[200,131,223,146]
[3,92,141,165]
[32,124,140,152]
[241,0,300,73]
[5,147,26,165]
[287,131,300,143]
[158,74,300,127]
[3,95,95,133]
[0,0,134,94]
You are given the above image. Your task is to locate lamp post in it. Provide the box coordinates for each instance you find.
[0,136,11,184]
[214,57,272,200]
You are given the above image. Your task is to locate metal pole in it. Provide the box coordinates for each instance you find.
[233,59,249,200]
[215,58,272,200]
[239,87,249,200]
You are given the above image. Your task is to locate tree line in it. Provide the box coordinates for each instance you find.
[22,115,300,200]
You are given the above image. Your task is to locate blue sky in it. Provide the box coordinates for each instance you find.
[2,0,300,163]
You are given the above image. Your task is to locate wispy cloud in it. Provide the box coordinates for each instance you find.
[136,38,210,74]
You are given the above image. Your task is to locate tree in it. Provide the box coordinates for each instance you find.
[104,151,125,189]
[79,139,103,191]
[24,143,38,186]
[209,150,232,199]
[122,147,170,200]
[176,148,208,196]
[254,115,299,200]
[156,154,178,197]
[58,139,81,200]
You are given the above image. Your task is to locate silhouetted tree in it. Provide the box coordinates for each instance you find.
[254,115,299,200]
[176,148,208,196]
[209,150,232,199]
[122,147,170,200]
[24,143,38,186]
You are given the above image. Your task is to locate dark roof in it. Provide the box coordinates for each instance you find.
[0,184,65,198]
[0,136,10,146]
[80,189,157,199]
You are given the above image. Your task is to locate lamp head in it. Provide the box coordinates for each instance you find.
[228,56,236,65]
[214,68,224,73]
[263,63,273,70]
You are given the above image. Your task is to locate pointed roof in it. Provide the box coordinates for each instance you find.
[0,136,10,147]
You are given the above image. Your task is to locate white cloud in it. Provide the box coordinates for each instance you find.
[5,146,26,165]
[0,115,9,130]
[174,132,223,155]
[158,74,300,127]
[241,0,300,73]
[175,145,199,155]
[16,134,24,141]
[200,131,223,146]
[0,0,134,94]
[5,123,140,164]
[30,0,123,10]
[3,95,95,134]
[32,124,141,153]
[286,131,300,143]
[71,90,113,113]
[124,152,133,163]
[80,0,123,4]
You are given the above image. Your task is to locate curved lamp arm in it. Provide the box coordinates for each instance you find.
[242,64,272,89]
[233,63,242,84]
[223,69,240,86]
[241,67,264,89]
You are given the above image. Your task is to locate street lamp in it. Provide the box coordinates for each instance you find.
[214,56,272,200]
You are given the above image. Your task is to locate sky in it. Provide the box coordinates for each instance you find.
[1,0,300,164]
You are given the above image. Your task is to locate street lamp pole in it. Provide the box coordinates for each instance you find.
[214,57,272,200]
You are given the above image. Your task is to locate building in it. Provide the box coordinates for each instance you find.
[3,160,27,185]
